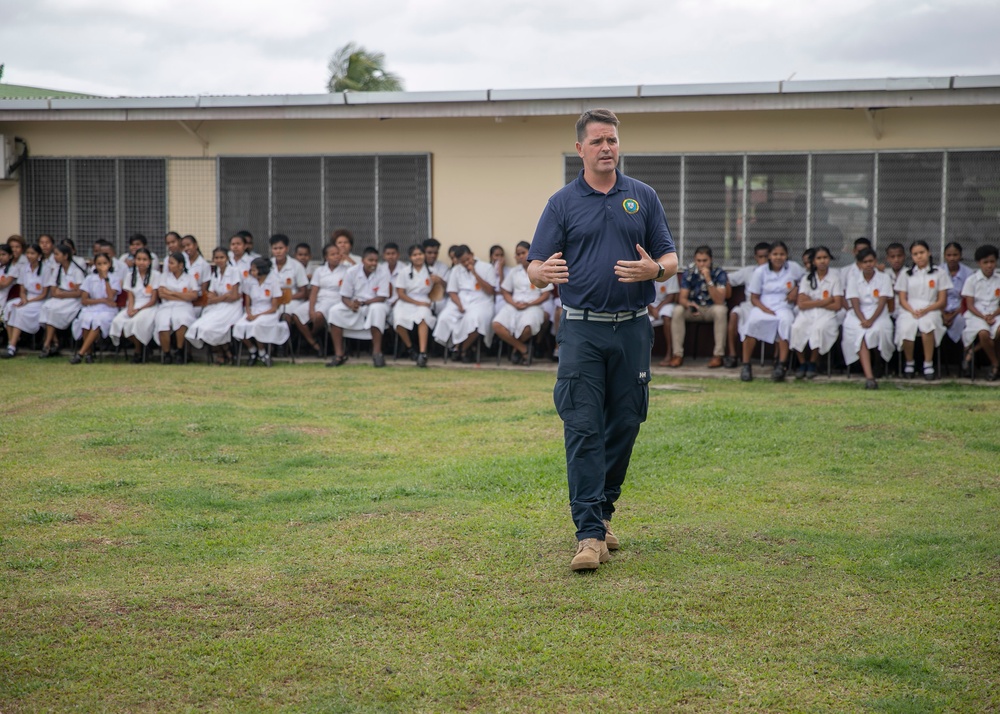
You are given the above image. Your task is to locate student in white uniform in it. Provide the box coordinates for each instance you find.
[161,232,185,272]
[69,253,122,364]
[228,233,254,283]
[38,243,88,358]
[233,257,288,367]
[155,251,201,364]
[842,248,895,389]
[432,245,497,363]
[269,234,312,352]
[380,242,405,317]
[307,244,348,354]
[882,242,907,321]
[492,241,553,365]
[393,244,436,368]
[326,247,390,368]
[839,236,872,300]
[110,248,160,363]
[422,238,451,314]
[6,234,27,269]
[490,244,507,312]
[0,245,15,321]
[961,244,1000,380]
[725,242,771,368]
[124,233,161,273]
[294,243,316,281]
[649,272,679,367]
[790,246,843,379]
[894,240,952,380]
[942,241,973,348]
[186,247,244,364]
[37,234,58,285]
[331,228,362,267]
[739,241,800,382]
[181,235,212,294]
[93,239,129,277]
[3,244,46,359]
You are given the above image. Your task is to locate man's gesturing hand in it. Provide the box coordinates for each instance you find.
[529,252,570,288]
[615,244,660,283]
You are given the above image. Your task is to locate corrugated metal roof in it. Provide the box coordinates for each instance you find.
[0,83,98,99]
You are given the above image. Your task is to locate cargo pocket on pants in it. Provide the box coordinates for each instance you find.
[633,371,650,424]
[554,369,580,421]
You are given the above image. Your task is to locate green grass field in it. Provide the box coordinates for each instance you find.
[1,361,998,713]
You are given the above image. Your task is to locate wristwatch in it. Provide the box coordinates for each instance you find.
[655,264,665,280]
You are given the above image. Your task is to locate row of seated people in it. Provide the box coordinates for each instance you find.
[0,231,560,368]
[649,239,1000,388]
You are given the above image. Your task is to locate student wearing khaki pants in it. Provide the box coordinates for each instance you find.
[668,246,729,368]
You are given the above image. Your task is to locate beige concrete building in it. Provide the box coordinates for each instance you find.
[2,75,999,266]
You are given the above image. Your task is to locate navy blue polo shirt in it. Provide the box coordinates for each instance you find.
[529,169,675,313]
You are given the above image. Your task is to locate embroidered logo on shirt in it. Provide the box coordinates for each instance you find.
[822,290,829,298]
[243,270,249,278]
[873,289,880,298]
[786,282,793,290]
[264,289,271,297]
[929,280,935,288]
[425,278,430,286]
[623,198,640,215]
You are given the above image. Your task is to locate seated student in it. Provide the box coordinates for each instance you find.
[725,242,771,368]
[960,244,1000,380]
[110,248,160,363]
[123,232,160,272]
[380,242,405,316]
[93,238,129,276]
[294,242,316,281]
[490,244,507,311]
[432,244,497,363]
[180,235,211,293]
[649,271,679,367]
[668,245,729,368]
[233,257,286,367]
[393,243,436,367]
[331,228,361,267]
[739,241,799,382]
[422,237,450,314]
[38,243,88,358]
[840,236,872,298]
[2,243,46,359]
[69,253,122,364]
[492,240,553,365]
[942,241,973,348]
[37,233,58,285]
[268,234,311,350]
[7,234,28,270]
[894,240,951,380]
[0,245,16,320]
[161,232,186,272]
[842,248,894,389]
[155,251,201,364]
[326,247,389,367]
[187,247,244,364]
[228,232,253,282]
[306,244,348,353]
[790,245,842,379]
[882,241,907,320]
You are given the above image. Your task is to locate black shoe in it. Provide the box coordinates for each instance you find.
[740,363,753,382]
[173,349,186,365]
[794,365,807,380]
[510,350,523,365]
[923,368,935,381]
[69,353,83,365]
[723,355,737,369]
[398,347,411,360]
[806,363,818,380]
[325,355,348,367]
[84,353,94,364]
[1,348,14,359]
[903,366,915,379]
[260,352,272,367]
[962,353,974,377]
[38,347,51,359]
[771,363,787,382]
[988,368,999,382]
[246,352,258,367]
[865,379,879,390]
[373,353,385,368]
[462,351,476,364]
[131,352,144,364]
[416,352,428,368]
[161,352,173,365]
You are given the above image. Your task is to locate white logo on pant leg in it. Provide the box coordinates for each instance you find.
[638,371,647,380]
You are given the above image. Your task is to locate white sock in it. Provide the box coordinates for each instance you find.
[923,361,934,372]
[904,361,915,371]
[249,347,257,354]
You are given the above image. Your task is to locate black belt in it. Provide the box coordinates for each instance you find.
[563,306,648,323]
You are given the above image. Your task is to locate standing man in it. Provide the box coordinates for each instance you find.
[528,109,677,572]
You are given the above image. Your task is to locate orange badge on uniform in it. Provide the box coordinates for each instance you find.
[194,272,200,281]
[425,278,430,286]
[226,284,232,290]
[929,280,935,288]
[786,282,792,289]
[995,288,1000,297]
[873,289,880,298]
[35,283,42,291]
[286,278,292,285]
[264,289,271,297]
[69,282,78,289]
[475,284,481,290]
[145,286,153,295]
[242,270,249,278]
[822,290,829,299]
[182,287,188,293]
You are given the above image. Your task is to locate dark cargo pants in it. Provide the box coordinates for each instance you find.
[554,313,652,541]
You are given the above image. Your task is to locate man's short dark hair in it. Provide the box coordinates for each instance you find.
[382,242,399,252]
[269,234,290,247]
[422,237,441,250]
[362,246,379,258]
[753,242,771,254]
[576,108,620,143]
[294,242,311,254]
[853,237,872,249]
[974,244,998,262]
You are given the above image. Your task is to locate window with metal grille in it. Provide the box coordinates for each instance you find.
[20,157,166,258]
[219,154,431,256]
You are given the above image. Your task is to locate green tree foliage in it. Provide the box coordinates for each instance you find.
[326,43,403,93]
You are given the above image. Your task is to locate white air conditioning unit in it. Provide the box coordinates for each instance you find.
[0,135,15,179]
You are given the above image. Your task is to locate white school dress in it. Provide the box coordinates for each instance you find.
[960,269,1000,345]
[111,270,161,345]
[233,272,289,344]
[310,263,350,318]
[187,256,211,287]
[944,263,973,344]
[492,264,553,337]
[790,271,843,354]
[4,264,47,333]
[739,263,800,344]
[427,259,451,314]
[153,270,201,343]
[39,261,88,330]
[0,263,17,316]
[328,263,390,332]
[229,253,253,284]
[187,266,244,348]
[842,271,895,365]
[272,258,310,322]
[73,272,123,340]
[432,259,498,348]
[393,264,437,331]
[893,266,952,347]
[382,261,405,309]
[648,274,680,328]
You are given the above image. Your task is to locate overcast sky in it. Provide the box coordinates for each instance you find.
[3,0,999,97]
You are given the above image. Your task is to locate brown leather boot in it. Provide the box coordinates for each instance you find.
[570,538,610,571]
[603,520,620,550]
[667,355,684,368]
